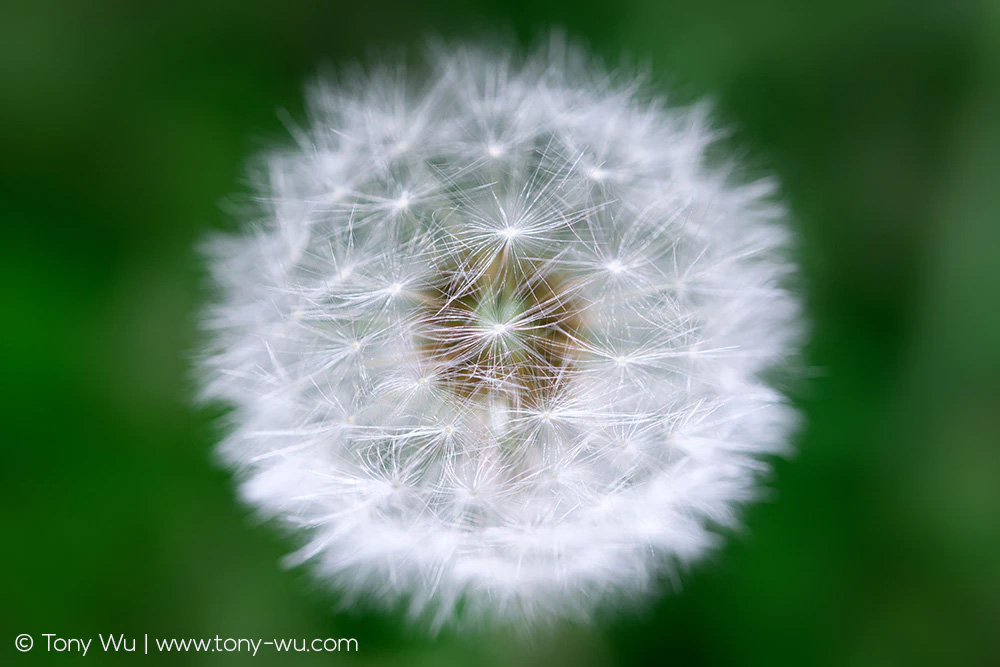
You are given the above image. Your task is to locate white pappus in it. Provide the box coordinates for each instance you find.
[197,38,803,631]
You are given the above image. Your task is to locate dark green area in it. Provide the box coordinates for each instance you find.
[2,1,998,665]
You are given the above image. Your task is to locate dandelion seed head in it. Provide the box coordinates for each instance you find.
[198,38,803,631]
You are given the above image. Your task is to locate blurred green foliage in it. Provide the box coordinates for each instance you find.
[2,1,998,665]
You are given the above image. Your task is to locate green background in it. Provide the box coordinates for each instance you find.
[2,1,998,664]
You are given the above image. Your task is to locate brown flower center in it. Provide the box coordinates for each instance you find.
[415,252,585,406]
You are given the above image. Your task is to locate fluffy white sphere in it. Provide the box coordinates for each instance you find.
[198,40,802,631]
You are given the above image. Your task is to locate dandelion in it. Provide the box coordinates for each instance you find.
[197,37,802,631]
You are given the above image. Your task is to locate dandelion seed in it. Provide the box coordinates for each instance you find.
[197,39,803,632]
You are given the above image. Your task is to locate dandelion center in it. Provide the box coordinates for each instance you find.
[416,253,583,403]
